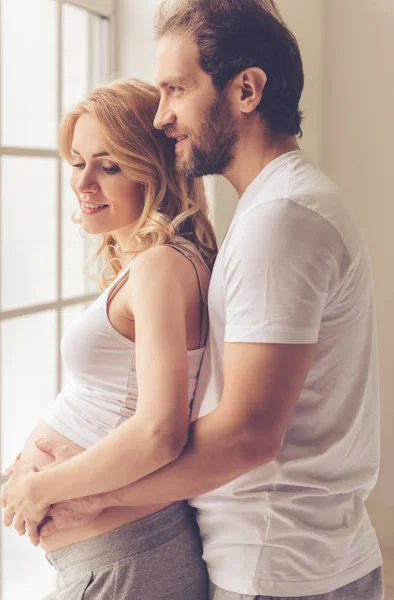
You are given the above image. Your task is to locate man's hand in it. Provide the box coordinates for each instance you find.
[35,438,83,468]
[38,495,105,537]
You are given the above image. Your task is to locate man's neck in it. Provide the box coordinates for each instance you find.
[224,125,300,197]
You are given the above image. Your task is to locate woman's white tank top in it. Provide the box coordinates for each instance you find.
[44,242,208,449]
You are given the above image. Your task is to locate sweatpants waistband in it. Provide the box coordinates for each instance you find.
[46,501,192,577]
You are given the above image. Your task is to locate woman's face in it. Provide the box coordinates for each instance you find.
[70,113,144,240]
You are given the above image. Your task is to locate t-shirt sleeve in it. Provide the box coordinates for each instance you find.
[223,199,347,344]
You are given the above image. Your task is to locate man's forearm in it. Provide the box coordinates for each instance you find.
[98,410,274,510]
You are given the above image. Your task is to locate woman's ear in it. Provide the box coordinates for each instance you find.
[233,68,267,114]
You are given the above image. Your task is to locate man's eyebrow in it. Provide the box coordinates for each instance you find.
[71,149,110,158]
[157,78,188,89]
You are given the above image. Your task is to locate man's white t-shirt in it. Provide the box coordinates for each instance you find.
[190,151,381,597]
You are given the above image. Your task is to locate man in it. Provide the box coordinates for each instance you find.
[6,1,383,598]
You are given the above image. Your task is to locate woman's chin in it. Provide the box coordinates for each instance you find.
[81,219,108,235]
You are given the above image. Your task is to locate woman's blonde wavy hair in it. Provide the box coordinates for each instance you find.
[59,79,218,289]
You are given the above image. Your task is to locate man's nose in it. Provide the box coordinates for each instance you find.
[154,102,176,130]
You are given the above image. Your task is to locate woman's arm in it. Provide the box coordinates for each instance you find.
[7,246,195,511]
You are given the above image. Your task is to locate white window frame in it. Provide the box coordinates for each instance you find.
[0,1,117,597]
[67,0,114,19]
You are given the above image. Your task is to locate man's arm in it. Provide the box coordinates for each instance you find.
[97,340,315,508]
[38,340,314,537]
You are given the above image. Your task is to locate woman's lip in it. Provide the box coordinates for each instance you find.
[81,202,108,215]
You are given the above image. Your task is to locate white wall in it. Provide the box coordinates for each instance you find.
[116,0,394,549]
[323,0,394,550]
[278,0,324,166]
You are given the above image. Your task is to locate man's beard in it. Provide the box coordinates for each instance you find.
[175,92,240,178]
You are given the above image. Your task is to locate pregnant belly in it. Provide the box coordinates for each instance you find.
[21,420,171,553]
[21,419,85,468]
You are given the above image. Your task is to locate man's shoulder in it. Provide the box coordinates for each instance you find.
[235,162,352,248]
[236,154,341,220]
[257,156,341,216]
[223,189,358,272]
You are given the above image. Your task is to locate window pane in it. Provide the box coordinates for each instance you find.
[86,241,102,293]
[1,311,57,471]
[62,3,89,115]
[1,312,57,599]
[91,14,111,88]
[1,157,58,310]
[63,0,114,18]
[1,0,57,148]
[2,523,56,600]
[84,225,102,294]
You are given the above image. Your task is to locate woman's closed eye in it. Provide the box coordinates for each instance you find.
[103,165,121,175]
[71,163,120,175]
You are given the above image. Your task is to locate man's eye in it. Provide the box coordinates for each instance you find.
[170,86,183,93]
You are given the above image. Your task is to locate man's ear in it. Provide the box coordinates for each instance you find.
[233,68,267,114]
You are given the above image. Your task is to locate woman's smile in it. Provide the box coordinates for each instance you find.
[81,201,109,216]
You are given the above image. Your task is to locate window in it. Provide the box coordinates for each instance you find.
[0,1,116,598]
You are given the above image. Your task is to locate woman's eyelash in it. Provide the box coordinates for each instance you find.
[71,163,120,175]
[103,166,120,175]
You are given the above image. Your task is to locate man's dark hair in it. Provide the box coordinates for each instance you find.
[156,0,304,137]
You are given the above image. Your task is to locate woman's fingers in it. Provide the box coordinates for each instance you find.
[26,521,40,546]
[3,503,15,527]
[5,463,15,476]
[0,483,7,508]
[13,514,26,536]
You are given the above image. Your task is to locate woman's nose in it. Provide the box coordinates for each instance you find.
[74,170,100,195]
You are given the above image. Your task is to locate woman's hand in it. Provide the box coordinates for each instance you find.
[0,451,20,510]
[3,460,50,546]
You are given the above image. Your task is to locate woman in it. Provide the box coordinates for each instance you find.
[2,79,216,599]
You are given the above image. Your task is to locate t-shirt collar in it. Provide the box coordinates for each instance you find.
[233,149,305,221]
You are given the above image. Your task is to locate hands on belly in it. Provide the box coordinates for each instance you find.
[1,436,103,546]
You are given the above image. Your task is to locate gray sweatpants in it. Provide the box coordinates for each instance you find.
[209,566,384,600]
[46,501,208,599]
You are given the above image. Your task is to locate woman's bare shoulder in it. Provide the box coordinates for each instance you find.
[128,245,200,286]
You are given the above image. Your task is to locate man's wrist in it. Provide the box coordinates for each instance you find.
[94,490,120,510]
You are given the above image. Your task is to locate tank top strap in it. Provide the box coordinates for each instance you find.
[107,266,131,306]
[166,242,210,348]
